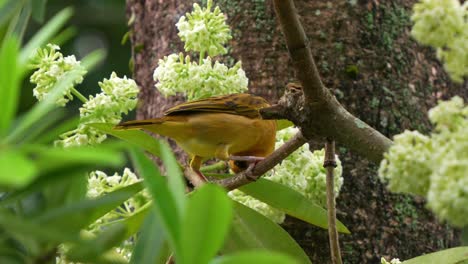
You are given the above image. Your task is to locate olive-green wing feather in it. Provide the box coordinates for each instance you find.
[164,93,270,118]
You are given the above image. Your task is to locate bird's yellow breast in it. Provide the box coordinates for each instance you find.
[167,112,276,159]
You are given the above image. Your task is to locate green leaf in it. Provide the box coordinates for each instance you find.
[0,36,19,136]
[130,209,170,264]
[49,26,77,46]
[0,149,37,188]
[35,182,144,232]
[19,7,73,65]
[160,141,186,214]
[67,223,128,262]
[0,0,23,29]
[0,211,81,244]
[9,0,31,42]
[91,123,161,157]
[30,0,47,23]
[114,203,151,238]
[210,251,300,264]
[181,184,232,264]
[223,201,311,264]
[239,179,350,234]
[276,119,294,131]
[33,115,79,144]
[17,109,64,143]
[6,68,83,143]
[401,247,468,264]
[81,49,106,72]
[25,144,125,174]
[130,148,182,256]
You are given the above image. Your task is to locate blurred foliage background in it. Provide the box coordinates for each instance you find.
[20,0,130,116]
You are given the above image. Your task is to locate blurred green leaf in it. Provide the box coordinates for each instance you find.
[91,123,161,157]
[67,223,128,262]
[210,251,300,264]
[223,201,311,264]
[6,68,84,143]
[240,179,350,234]
[81,49,106,72]
[402,247,468,264]
[0,0,23,30]
[130,148,182,258]
[130,209,169,264]
[30,0,47,23]
[276,119,294,131]
[180,184,232,264]
[25,144,125,174]
[0,142,125,206]
[0,211,81,243]
[19,7,73,65]
[34,115,79,144]
[0,149,37,188]
[0,168,88,206]
[160,141,186,215]
[9,0,30,42]
[35,182,143,232]
[111,203,151,239]
[0,36,20,136]
[49,26,76,46]
[18,109,64,143]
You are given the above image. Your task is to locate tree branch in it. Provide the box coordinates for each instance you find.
[269,0,393,164]
[214,131,306,190]
[273,0,325,101]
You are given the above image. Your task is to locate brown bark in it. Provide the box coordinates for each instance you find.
[126,0,463,263]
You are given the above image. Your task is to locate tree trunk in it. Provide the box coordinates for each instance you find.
[126,0,464,263]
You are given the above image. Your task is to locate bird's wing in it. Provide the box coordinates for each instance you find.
[164,93,271,118]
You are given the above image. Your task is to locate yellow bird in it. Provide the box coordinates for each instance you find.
[115,93,277,179]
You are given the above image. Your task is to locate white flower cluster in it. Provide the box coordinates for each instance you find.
[378,131,432,196]
[87,168,149,227]
[176,0,231,57]
[381,257,402,264]
[411,0,468,82]
[154,0,248,101]
[56,169,148,263]
[379,96,468,227]
[87,168,150,260]
[153,53,248,101]
[229,127,344,224]
[30,44,87,106]
[56,72,139,147]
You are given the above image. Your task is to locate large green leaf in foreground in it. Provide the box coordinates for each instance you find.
[240,178,350,234]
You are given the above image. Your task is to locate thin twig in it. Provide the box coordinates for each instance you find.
[323,139,342,264]
[184,168,206,187]
[214,131,306,190]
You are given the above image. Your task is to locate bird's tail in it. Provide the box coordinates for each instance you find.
[114,118,165,130]
[114,116,186,138]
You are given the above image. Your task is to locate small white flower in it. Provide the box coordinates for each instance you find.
[30,44,87,106]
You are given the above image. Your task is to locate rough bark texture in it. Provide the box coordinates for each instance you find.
[126,0,465,263]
